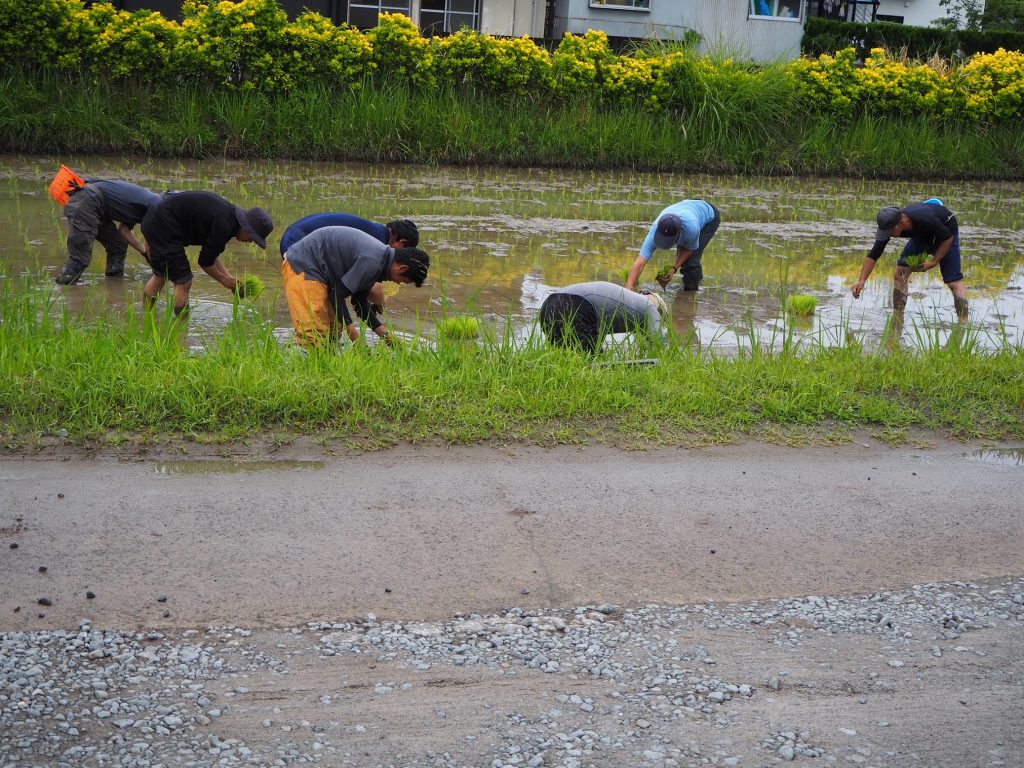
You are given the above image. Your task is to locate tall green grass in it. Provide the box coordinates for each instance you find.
[1,277,1021,446]
[1,69,1021,177]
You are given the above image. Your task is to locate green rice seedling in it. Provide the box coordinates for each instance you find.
[436,315,480,340]
[238,275,265,301]
[656,263,675,283]
[903,253,927,269]
[787,295,817,316]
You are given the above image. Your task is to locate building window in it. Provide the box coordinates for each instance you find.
[421,0,480,35]
[347,1,412,29]
[589,0,651,9]
[748,0,801,20]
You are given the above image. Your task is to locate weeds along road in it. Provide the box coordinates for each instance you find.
[1,438,1021,630]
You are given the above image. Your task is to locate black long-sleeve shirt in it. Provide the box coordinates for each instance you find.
[868,202,958,261]
[141,191,239,266]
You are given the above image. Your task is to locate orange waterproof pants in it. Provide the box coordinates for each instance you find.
[281,259,336,349]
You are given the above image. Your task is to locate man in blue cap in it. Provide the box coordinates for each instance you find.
[625,199,720,292]
[851,198,967,324]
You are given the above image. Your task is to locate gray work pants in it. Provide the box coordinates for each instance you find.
[64,188,127,274]
[681,205,721,289]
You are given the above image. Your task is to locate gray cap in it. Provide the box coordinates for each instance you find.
[235,206,274,249]
[875,206,901,241]
[653,214,683,249]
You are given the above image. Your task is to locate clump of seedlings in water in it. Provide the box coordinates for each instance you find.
[238,275,265,300]
[787,294,817,316]
[904,253,927,269]
[656,263,675,283]
[436,315,480,340]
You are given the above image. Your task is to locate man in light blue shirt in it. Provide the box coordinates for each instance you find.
[625,199,721,292]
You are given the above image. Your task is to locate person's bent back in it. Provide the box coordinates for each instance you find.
[540,281,666,354]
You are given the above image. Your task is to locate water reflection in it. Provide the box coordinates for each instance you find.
[3,156,1023,353]
[154,459,325,475]
[964,448,1024,467]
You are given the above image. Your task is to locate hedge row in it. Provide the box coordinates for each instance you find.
[802,16,1024,59]
[1,0,1022,123]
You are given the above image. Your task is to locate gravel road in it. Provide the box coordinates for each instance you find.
[1,439,1022,767]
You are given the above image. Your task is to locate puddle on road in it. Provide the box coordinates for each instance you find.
[154,459,325,475]
[964,448,1024,467]
[4,155,1023,353]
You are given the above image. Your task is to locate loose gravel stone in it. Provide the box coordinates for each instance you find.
[2,576,1021,767]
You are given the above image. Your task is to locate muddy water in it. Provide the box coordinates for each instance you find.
[2,155,1022,351]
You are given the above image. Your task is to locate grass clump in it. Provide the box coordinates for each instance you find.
[436,315,480,340]
[656,264,675,283]
[238,275,265,300]
[0,278,1021,446]
[787,295,818,316]
[904,253,928,269]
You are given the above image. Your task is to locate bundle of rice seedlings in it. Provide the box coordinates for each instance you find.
[656,263,675,283]
[786,294,817,316]
[237,275,265,300]
[904,253,927,269]
[436,315,480,340]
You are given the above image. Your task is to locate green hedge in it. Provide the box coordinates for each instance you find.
[802,16,1024,58]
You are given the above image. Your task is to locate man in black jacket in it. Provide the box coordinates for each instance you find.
[141,191,273,316]
[851,199,967,324]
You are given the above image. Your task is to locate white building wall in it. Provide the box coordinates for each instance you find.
[691,0,803,60]
[875,0,947,27]
[551,0,803,61]
[481,0,547,37]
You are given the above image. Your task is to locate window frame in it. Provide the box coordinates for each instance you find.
[420,0,482,34]
[347,0,413,27]
[588,0,652,11]
[747,0,803,22]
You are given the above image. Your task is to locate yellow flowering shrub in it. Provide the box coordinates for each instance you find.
[432,29,550,93]
[367,12,434,87]
[551,30,614,96]
[84,4,181,79]
[176,0,289,89]
[278,11,372,90]
[603,55,659,103]
[788,47,863,119]
[0,0,82,68]
[957,48,1024,121]
[856,48,952,117]
[490,36,552,92]
[1,0,1020,122]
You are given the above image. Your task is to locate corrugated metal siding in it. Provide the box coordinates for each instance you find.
[694,0,803,60]
[554,0,804,60]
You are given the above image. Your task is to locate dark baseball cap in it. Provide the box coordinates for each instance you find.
[235,206,274,249]
[875,206,901,241]
[653,214,683,249]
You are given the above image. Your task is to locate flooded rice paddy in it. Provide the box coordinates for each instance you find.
[2,155,1022,352]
